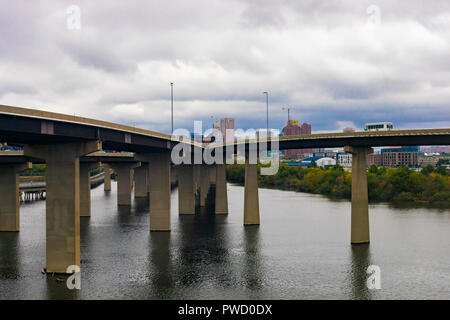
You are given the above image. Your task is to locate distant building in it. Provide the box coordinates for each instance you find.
[282,120,313,159]
[417,153,450,167]
[366,154,382,167]
[337,152,381,170]
[337,152,352,170]
[300,156,336,168]
[220,118,235,142]
[381,146,419,167]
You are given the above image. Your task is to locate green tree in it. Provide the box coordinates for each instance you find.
[435,166,447,176]
[422,164,435,176]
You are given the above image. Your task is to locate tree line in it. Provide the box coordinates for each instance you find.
[226,163,450,207]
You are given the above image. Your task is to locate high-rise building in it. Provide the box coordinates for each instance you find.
[282,120,313,159]
[220,118,235,142]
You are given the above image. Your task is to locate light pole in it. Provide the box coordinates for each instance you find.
[263,91,269,136]
[170,82,174,134]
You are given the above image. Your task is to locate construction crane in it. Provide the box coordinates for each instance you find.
[281,107,297,122]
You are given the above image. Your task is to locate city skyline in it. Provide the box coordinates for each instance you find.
[1,1,450,134]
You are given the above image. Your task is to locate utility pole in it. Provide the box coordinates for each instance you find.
[170,82,174,134]
[263,91,269,136]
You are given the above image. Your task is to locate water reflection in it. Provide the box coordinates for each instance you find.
[348,245,373,300]
[243,227,263,291]
[175,208,232,288]
[148,232,173,299]
[45,275,81,300]
[134,197,149,213]
[2,183,448,299]
[0,233,20,280]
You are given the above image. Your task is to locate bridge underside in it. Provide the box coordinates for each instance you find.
[1,104,449,274]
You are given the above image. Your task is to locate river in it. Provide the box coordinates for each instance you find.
[0,183,449,299]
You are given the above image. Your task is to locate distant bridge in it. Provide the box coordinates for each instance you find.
[0,104,449,274]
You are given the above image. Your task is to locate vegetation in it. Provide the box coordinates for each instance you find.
[19,164,104,177]
[20,164,46,176]
[227,164,450,207]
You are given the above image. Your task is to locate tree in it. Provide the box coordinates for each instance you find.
[368,164,378,174]
[421,164,434,176]
[435,166,447,176]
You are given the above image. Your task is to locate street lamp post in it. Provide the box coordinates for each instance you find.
[170,82,174,134]
[263,91,269,136]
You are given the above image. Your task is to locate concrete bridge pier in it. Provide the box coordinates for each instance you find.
[134,164,148,198]
[112,162,141,206]
[215,164,228,215]
[194,164,201,203]
[0,162,31,231]
[344,146,374,244]
[244,153,260,225]
[103,163,112,191]
[24,140,101,273]
[178,164,195,215]
[80,162,100,217]
[199,164,210,207]
[147,152,171,231]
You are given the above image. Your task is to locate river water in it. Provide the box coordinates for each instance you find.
[1,183,449,299]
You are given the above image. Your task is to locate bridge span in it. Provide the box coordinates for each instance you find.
[0,104,449,274]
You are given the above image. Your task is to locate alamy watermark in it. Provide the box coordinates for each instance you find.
[366,265,381,290]
[170,121,280,175]
[66,5,81,30]
[66,265,81,290]
[366,5,381,27]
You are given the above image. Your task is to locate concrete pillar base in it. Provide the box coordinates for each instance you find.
[134,164,148,198]
[215,164,228,215]
[344,146,373,245]
[178,164,195,215]
[112,162,141,206]
[244,158,260,225]
[148,152,171,231]
[199,165,210,207]
[24,140,101,273]
[80,162,99,217]
[0,163,31,231]
[103,163,112,191]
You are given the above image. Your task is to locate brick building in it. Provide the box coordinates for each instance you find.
[381,146,419,167]
[283,120,314,159]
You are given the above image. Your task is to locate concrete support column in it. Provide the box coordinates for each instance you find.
[134,164,148,198]
[194,165,201,200]
[244,154,260,225]
[24,140,101,273]
[215,164,228,214]
[148,152,171,231]
[80,162,99,217]
[103,163,111,191]
[209,165,216,185]
[113,163,141,206]
[178,164,195,215]
[0,163,31,231]
[199,165,210,207]
[345,146,373,244]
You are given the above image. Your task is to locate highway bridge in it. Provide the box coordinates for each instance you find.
[0,104,449,274]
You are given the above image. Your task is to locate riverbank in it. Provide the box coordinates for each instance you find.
[226,164,450,208]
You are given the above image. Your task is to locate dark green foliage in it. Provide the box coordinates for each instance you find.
[226,163,450,207]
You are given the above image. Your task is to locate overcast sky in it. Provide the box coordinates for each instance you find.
[1,0,450,134]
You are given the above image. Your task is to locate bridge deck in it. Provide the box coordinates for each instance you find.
[0,104,201,153]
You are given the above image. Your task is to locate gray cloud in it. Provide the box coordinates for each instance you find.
[0,0,449,134]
